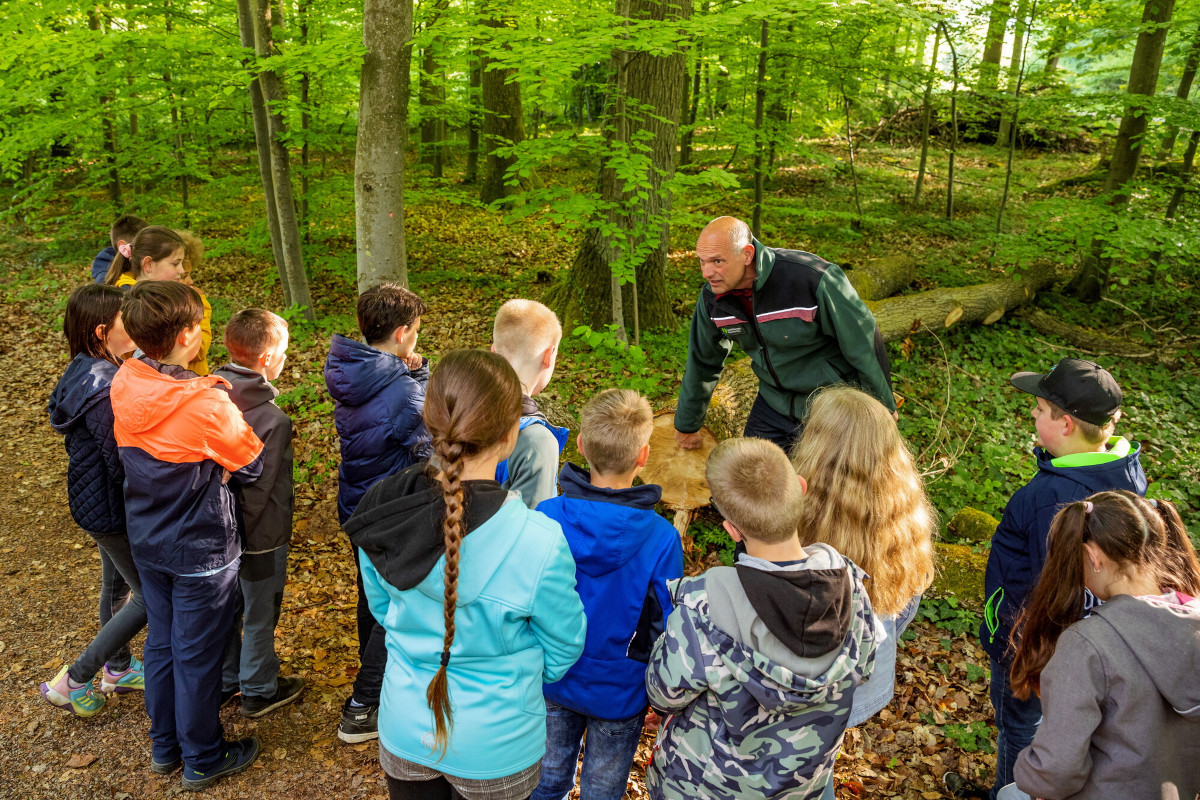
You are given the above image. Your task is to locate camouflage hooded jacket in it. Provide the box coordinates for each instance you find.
[645,545,878,800]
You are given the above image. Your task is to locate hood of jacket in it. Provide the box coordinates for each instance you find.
[1092,593,1200,718]
[1032,439,1145,495]
[112,357,225,434]
[552,462,664,578]
[214,363,279,413]
[48,355,119,433]
[325,334,413,408]
[346,463,512,600]
[677,546,875,715]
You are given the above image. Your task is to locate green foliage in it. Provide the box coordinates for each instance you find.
[941,721,995,754]
[691,519,737,567]
[915,595,980,637]
[569,324,675,396]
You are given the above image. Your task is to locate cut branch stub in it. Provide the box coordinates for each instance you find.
[643,411,718,543]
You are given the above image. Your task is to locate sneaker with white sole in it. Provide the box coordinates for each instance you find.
[337,697,379,743]
[39,666,106,717]
[100,657,145,694]
[240,675,305,718]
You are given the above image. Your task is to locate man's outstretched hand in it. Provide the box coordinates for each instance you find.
[674,429,703,450]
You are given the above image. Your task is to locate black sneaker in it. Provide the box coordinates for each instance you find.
[241,675,306,718]
[337,697,379,743]
[181,737,261,791]
[150,756,182,775]
[943,772,990,799]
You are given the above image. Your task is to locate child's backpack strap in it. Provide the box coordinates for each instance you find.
[495,415,569,484]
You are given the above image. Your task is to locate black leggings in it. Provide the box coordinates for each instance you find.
[385,775,529,800]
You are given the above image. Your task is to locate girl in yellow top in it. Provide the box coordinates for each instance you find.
[103,226,212,375]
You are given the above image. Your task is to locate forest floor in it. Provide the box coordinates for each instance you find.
[3,139,1197,798]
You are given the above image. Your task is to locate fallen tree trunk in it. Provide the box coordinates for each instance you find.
[692,270,1057,436]
[845,255,916,302]
[1021,307,1181,366]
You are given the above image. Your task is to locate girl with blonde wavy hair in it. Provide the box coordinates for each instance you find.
[791,385,936,726]
[346,349,585,800]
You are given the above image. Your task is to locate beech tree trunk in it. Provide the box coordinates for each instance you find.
[1158,19,1200,159]
[913,29,941,205]
[679,41,703,167]
[978,0,1011,92]
[480,8,525,204]
[752,20,768,237]
[88,9,122,208]
[997,0,1032,146]
[355,0,413,291]
[558,0,689,334]
[465,53,482,183]
[236,0,286,281]
[1072,0,1176,301]
[253,0,315,316]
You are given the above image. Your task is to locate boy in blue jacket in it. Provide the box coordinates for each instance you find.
[91,214,147,283]
[979,358,1146,800]
[324,283,433,743]
[532,389,684,800]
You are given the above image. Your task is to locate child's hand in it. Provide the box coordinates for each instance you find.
[404,352,424,371]
[643,709,662,733]
[221,468,231,485]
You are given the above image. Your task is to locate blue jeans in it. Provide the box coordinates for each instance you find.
[68,532,147,682]
[989,657,1041,800]
[140,561,241,772]
[222,545,289,697]
[530,701,643,800]
[848,595,921,727]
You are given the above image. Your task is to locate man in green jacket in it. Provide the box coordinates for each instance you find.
[675,216,895,452]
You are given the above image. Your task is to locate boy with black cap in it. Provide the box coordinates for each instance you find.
[979,357,1146,800]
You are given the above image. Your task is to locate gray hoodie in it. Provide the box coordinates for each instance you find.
[1015,593,1200,800]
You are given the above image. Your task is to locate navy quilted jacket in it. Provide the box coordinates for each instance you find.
[48,354,125,534]
[325,334,433,525]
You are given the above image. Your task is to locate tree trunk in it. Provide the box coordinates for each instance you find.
[235,0,286,284]
[1022,308,1169,364]
[465,52,482,183]
[480,8,525,204]
[559,0,689,333]
[356,0,413,291]
[913,29,941,204]
[1165,128,1199,219]
[88,8,122,208]
[1041,19,1069,79]
[299,0,311,233]
[419,0,449,179]
[997,0,1032,146]
[942,20,960,220]
[679,39,702,167]
[751,20,768,237]
[253,0,315,316]
[1158,19,1200,159]
[1072,0,1177,300]
[978,0,1011,92]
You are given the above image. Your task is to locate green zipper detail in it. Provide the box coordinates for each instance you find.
[984,587,1004,644]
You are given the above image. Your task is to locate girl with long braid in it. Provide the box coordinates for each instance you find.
[998,490,1200,800]
[347,349,586,800]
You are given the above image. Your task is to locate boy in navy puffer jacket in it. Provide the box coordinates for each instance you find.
[531,389,683,800]
[979,358,1146,800]
[324,283,433,743]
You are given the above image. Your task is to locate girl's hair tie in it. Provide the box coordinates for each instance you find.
[117,242,132,259]
[440,650,451,667]
[1083,501,1094,513]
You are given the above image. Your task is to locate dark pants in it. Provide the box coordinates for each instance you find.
[989,656,1042,800]
[387,775,530,800]
[351,544,386,706]
[222,545,289,698]
[531,701,644,800]
[743,393,804,455]
[69,532,147,682]
[139,561,241,772]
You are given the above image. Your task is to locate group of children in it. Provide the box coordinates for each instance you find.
[38,215,1200,799]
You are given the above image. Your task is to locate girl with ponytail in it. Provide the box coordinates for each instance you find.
[998,490,1200,800]
[346,349,586,800]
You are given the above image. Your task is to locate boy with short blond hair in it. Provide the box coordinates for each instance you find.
[645,437,877,800]
[491,299,567,507]
[111,281,265,790]
[216,309,304,719]
[980,357,1146,800]
[532,389,683,800]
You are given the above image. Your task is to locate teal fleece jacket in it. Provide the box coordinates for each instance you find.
[350,464,587,780]
[676,241,894,434]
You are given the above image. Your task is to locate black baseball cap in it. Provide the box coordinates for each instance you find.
[1010,358,1122,426]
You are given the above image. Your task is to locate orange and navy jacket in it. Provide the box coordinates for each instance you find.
[111,356,264,575]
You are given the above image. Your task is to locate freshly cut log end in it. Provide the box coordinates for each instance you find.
[643,412,718,542]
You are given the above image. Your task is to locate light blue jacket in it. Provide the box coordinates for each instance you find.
[358,489,587,779]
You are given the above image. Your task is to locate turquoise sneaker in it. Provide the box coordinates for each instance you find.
[100,657,145,694]
[40,666,107,717]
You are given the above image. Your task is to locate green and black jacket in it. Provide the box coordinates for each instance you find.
[675,240,894,434]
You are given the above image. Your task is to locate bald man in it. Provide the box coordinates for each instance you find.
[674,217,895,452]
